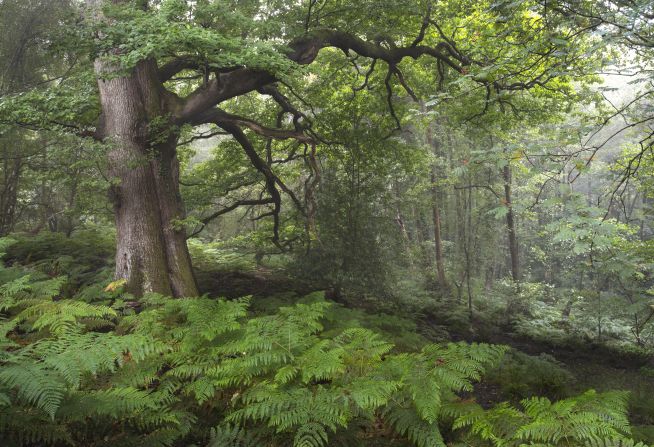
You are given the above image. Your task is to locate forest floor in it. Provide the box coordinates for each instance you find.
[196,265,654,442]
[196,264,652,373]
[4,233,652,443]
[196,264,653,377]
[463,324,653,413]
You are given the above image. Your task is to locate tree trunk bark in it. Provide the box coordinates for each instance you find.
[431,172,447,288]
[151,137,199,297]
[503,164,520,282]
[465,179,473,316]
[95,59,198,297]
[424,120,447,289]
[0,153,21,236]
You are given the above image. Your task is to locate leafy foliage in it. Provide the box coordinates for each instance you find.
[1,0,654,445]
[485,350,575,400]
[0,250,648,446]
[454,390,643,447]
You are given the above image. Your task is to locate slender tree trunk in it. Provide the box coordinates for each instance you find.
[0,154,22,236]
[465,179,473,316]
[413,207,427,249]
[503,164,520,282]
[431,171,447,287]
[95,58,198,297]
[424,120,447,289]
[393,180,412,243]
[484,266,493,291]
[62,149,81,237]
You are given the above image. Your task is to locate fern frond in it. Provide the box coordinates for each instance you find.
[293,421,329,447]
[208,424,263,447]
[384,403,446,447]
[18,299,116,335]
[0,363,65,419]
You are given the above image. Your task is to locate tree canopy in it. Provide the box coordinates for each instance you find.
[2,0,654,446]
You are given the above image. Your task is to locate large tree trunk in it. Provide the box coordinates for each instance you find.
[151,137,198,297]
[95,59,198,297]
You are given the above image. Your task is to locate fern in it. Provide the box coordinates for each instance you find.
[18,299,116,335]
[0,363,66,419]
[454,390,645,447]
[383,404,447,447]
[208,424,263,447]
[0,262,647,447]
[294,421,330,447]
[588,439,650,447]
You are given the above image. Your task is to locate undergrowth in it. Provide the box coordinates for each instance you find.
[0,236,650,446]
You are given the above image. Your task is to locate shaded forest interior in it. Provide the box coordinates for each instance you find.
[2,1,654,446]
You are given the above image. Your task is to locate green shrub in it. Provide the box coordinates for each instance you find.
[187,239,258,273]
[485,350,575,400]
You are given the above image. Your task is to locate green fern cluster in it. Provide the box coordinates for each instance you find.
[0,270,179,446]
[0,252,649,447]
[1,231,115,299]
[122,292,508,446]
[453,390,646,447]
[0,264,501,446]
